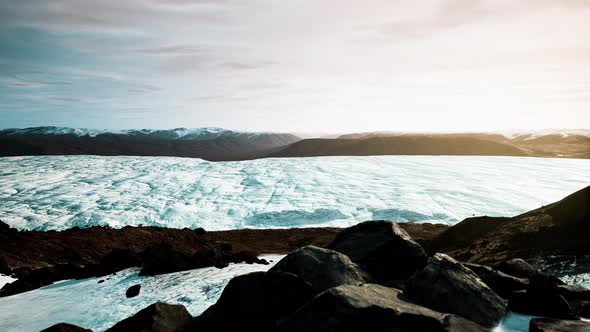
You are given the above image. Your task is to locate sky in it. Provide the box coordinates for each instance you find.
[0,0,589,133]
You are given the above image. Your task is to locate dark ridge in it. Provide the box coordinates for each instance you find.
[0,131,300,161]
[269,135,528,158]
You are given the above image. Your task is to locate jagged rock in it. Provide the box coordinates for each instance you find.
[328,220,428,282]
[529,317,590,332]
[106,302,191,332]
[462,262,528,299]
[40,323,92,332]
[126,284,141,298]
[276,284,486,332]
[404,253,507,327]
[187,271,315,331]
[269,246,367,292]
[509,274,575,319]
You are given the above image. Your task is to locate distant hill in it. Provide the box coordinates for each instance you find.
[271,131,589,159]
[0,127,300,161]
[269,135,528,158]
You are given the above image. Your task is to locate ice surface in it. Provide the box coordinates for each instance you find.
[1,155,589,231]
[0,255,283,332]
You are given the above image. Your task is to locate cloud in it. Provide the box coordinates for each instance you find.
[0,0,588,131]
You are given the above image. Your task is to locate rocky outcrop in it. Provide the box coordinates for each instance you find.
[430,186,590,264]
[126,284,141,298]
[276,284,485,332]
[188,271,315,331]
[40,323,92,332]
[404,253,507,327]
[328,221,428,282]
[106,302,191,332]
[269,246,367,292]
[529,317,590,332]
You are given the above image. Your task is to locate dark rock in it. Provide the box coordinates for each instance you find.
[529,317,590,332]
[188,271,315,331]
[328,220,428,282]
[97,279,104,284]
[40,323,92,332]
[0,256,10,275]
[557,284,590,317]
[97,249,140,276]
[462,262,528,299]
[126,284,141,298]
[139,245,197,276]
[404,253,507,327]
[509,274,575,319]
[269,246,367,292]
[496,258,553,281]
[0,220,13,233]
[276,284,486,332]
[496,258,536,278]
[1,264,82,297]
[106,302,191,332]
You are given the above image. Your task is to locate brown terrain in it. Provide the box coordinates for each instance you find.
[0,221,447,297]
[272,133,590,159]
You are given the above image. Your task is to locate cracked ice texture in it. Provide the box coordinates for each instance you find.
[0,155,589,231]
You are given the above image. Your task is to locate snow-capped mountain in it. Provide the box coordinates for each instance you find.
[0,127,301,161]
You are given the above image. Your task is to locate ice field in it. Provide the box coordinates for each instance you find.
[1,155,589,231]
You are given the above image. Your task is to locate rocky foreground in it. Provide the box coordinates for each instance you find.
[2,186,589,331]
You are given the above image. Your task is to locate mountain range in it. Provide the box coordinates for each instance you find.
[0,127,588,160]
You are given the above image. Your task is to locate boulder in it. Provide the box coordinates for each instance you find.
[40,323,92,332]
[269,246,367,292]
[462,262,528,299]
[126,284,141,298]
[529,317,590,332]
[188,271,315,331]
[106,302,191,332]
[495,258,564,283]
[328,220,428,282]
[276,284,486,332]
[404,253,507,327]
[508,274,575,319]
[557,284,590,317]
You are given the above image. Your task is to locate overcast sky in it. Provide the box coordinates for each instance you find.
[1,0,589,133]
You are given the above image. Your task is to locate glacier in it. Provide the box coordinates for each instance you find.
[1,155,589,231]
